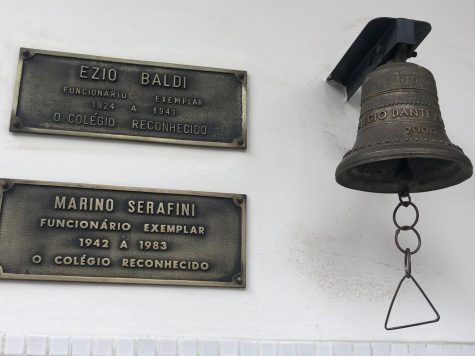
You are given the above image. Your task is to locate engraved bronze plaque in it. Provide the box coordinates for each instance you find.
[0,179,246,287]
[11,48,247,148]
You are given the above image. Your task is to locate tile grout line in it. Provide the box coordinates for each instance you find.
[46,336,51,356]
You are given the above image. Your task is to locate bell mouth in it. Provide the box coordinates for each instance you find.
[336,146,473,193]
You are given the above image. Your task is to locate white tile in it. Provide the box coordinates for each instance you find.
[354,343,371,356]
[445,346,461,356]
[296,342,315,356]
[5,336,25,356]
[72,337,91,356]
[392,344,408,356]
[240,341,258,356]
[49,336,70,356]
[427,345,444,356]
[374,343,391,356]
[278,343,296,356]
[200,340,218,356]
[408,344,425,356]
[260,342,277,356]
[6,338,473,356]
[26,336,47,356]
[158,339,177,356]
[137,338,156,356]
[115,338,135,356]
[334,343,351,356]
[220,340,238,356]
[93,338,112,356]
[178,340,197,356]
[315,342,333,356]
[462,345,475,356]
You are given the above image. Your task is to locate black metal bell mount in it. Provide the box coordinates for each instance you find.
[327,17,473,330]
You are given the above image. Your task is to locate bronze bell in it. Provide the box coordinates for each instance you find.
[336,61,472,193]
[328,18,472,193]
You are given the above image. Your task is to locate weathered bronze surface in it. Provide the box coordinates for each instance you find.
[11,48,247,148]
[336,61,473,193]
[0,179,246,287]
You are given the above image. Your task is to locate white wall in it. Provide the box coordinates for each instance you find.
[0,0,475,342]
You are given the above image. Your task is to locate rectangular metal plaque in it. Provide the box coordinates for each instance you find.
[0,179,246,287]
[11,48,247,148]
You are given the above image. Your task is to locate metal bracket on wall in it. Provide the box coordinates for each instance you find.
[327,17,431,99]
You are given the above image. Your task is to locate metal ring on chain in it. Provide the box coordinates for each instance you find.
[393,202,419,230]
[395,227,421,254]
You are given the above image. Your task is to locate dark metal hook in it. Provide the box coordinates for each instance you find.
[404,248,411,278]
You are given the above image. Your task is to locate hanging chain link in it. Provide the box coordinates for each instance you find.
[392,192,421,257]
[384,192,440,330]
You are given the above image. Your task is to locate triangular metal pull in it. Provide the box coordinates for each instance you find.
[385,275,440,330]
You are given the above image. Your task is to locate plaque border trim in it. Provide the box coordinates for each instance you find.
[10,48,247,149]
[0,178,246,288]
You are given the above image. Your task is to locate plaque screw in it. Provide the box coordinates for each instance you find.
[22,50,31,58]
[235,72,245,82]
[235,276,243,284]
[234,195,244,206]
[236,137,244,146]
[12,120,21,129]
[1,182,8,190]
[32,255,42,264]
